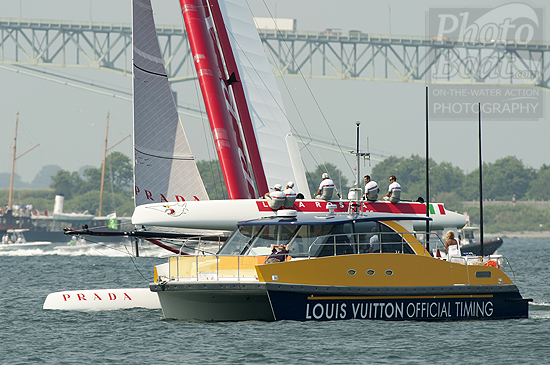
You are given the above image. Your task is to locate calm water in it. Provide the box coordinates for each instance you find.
[1,238,549,364]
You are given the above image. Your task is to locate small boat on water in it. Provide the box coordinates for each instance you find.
[459,226,503,256]
[1,229,51,247]
[150,209,530,321]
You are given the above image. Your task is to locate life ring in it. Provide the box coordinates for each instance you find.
[484,260,498,268]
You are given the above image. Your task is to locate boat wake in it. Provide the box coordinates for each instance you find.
[528,301,550,319]
[0,243,170,258]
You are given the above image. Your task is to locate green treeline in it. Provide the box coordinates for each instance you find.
[1,152,135,217]
[3,154,549,232]
[303,155,549,204]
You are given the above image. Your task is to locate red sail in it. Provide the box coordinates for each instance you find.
[208,0,269,197]
[179,0,256,199]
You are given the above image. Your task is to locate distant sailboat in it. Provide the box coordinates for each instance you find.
[0,113,40,234]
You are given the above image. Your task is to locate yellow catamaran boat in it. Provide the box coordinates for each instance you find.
[150,210,530,321]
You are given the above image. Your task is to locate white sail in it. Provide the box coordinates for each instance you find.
[133,0,208,206]
[217,0,308,194]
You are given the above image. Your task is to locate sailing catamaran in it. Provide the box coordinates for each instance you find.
[130,0,466,235]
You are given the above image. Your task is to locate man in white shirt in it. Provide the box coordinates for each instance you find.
[363,175,379,202]
[283,181,297,208]
[264,184,286,209]
[315,173,334,200]
[382,175,401,203]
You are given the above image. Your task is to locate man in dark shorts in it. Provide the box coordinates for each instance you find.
[265,243,289,263]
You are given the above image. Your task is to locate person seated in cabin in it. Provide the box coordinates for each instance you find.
[315,173,334,200]
[444,231,461,258]
[283,181,297,208]
[264,184,286,210]
[363,175,379,202]
[382,175,401,203]
[265,243,290,263]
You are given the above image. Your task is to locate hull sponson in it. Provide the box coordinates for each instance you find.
[267,286,528,321]
[132,199,466,231]
[256,253,529,321]
[150,282,274,321]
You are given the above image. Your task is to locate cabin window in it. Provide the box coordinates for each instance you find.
[379,224,415,254]
[475,271,492,278]
[353,221,415,254]
[463,229,476,243]
[219,224,298,256]
[247,225,297,255]
[218,225,261,255]
[312,223,355,257]
[288,224,333,257]
[353,221,380,253]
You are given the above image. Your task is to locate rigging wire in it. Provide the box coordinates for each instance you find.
[223,19,327,176]
[257,1,355,177]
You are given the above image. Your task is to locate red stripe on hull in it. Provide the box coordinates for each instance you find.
[256,201,429,214]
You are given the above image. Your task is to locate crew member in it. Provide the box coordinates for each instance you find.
[382,175,401,203]
[363,175,379,202]
[264,184,286,210]
[283,181,297,208]
[315,173,334,200]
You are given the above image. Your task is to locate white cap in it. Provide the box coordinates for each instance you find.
[286,181,294,188]
[322,172,330,179]
[273,184,282,191]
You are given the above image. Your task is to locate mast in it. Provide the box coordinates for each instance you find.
[8,112,18,209]
[99,111,109,217]
[179,0,256,199]
[349,121,369,191]
[425,87,430,251]
[208,0,268,196]
[355,121,361,188]
[478,103,484,256]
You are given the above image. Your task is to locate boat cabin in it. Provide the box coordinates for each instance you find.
[217,214,432,259]
[460,226,479,244]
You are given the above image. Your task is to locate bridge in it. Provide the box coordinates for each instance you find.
[2,17,549,90]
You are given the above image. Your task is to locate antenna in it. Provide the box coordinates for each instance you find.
[348,122,371,189]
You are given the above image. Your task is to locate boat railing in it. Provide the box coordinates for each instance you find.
[178,235,225,256]
[306,231,423,258]
[166,254,266,282]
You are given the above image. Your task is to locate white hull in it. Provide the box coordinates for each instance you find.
[132,199,466,231]
[43,288,160,310]
[0,241,51,247]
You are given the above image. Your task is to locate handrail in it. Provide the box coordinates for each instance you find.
[178,234,224,256]
[306,231,428,258]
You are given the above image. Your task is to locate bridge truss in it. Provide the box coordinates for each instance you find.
[1,17,550,90]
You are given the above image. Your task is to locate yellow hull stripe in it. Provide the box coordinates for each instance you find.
[308,294,494,300]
